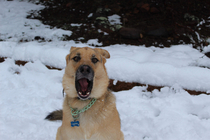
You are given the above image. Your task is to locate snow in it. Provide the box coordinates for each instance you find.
[71,23,83,27]
[1,1,210,140]
[88,13,93,18]
[87,39,103,46]
[118,87,210,140]
[108,14,122,25]
[0,0,71,42]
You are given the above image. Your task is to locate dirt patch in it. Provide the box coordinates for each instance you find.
[108,79,209,95]
[15,60,28,66]
[27,0,210,49]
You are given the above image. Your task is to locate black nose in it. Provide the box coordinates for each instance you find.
[76,65,94,81]
[79,65,91,74]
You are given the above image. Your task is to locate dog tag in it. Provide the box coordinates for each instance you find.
[71,120,80,127]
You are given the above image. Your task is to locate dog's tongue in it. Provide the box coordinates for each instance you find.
[78,78,88,92]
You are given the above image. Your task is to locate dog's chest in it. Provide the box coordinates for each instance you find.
[68,126,96,140]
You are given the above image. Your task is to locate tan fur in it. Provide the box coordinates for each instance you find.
[56,47,124,140]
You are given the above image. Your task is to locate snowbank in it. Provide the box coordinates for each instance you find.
[0,0,71,42]
[1,42,210,92]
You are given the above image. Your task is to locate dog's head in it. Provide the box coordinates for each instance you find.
[63,47,110,100]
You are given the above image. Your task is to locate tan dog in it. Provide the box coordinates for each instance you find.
[53,47,124,140]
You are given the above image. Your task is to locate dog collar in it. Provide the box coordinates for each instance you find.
[68,98,97,127]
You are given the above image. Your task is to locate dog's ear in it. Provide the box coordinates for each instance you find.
[65,54,70,65]
[94,48,110,59]
[70,46,77,53]
[66,47,77,65]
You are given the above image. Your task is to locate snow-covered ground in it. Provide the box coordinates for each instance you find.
[1,1,210,140]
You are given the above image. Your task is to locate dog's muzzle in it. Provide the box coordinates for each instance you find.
[75,65,94,100]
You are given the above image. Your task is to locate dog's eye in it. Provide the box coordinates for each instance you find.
[72,56,81,62]
[92,58,99,64]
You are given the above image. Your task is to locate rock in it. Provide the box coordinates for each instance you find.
[150,7,159,13]
[109,4,122,13]
[119,27,143,39]
[133,8,139,14]
[205,52,210,58]
[66,2,72,7]
[147,27,168,37]
[141,3,150,12]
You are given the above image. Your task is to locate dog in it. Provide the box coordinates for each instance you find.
[46,47,124,140]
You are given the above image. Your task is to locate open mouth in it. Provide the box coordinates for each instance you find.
[75,65,94,100]
[76,78,93,100]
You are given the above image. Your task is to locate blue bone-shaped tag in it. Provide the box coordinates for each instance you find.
[71,120,80,127]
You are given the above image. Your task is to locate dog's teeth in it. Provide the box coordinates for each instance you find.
[87,92,90,95]
[79,92,82,95]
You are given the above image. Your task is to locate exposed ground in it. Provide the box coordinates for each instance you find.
[28,0,210,49]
